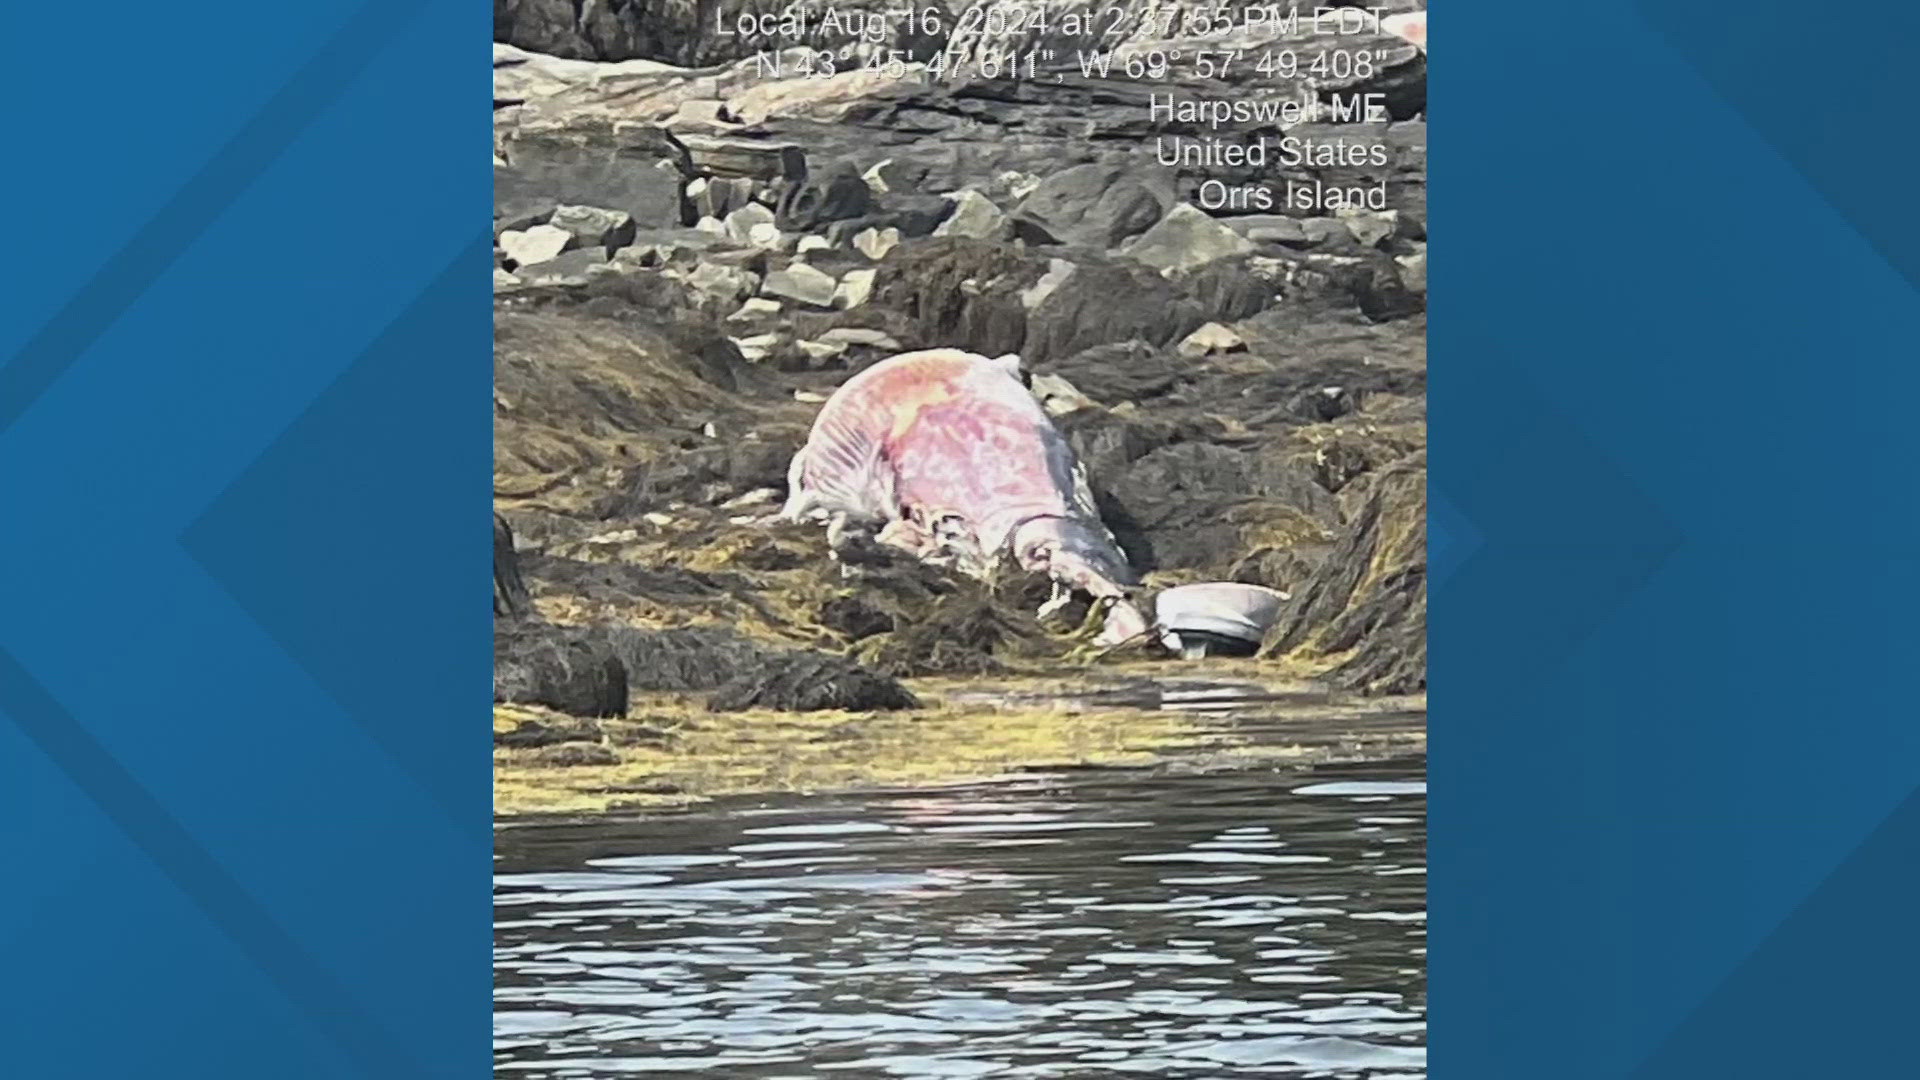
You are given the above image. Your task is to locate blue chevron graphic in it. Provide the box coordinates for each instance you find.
[0,1,488,1075]
[1435,3,1920,1077]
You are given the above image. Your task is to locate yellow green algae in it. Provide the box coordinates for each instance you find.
[495,664,1425,817]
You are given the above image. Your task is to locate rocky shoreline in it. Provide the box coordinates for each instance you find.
[493,2,1427,814]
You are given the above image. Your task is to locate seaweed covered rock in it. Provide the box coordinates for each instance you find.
[494,273,811,513]
[853,591,1060,677]
[495,619,630,718]
[1261,451,1426,695]
[495,514,630,716]
[872,237,1047,358]
[599,624,784,692]
[1106,442,1338,574]
[708,652,921,712]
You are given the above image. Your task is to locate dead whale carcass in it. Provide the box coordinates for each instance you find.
[781,348,1149,644]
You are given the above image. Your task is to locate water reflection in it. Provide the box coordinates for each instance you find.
[496,758,1426,1077]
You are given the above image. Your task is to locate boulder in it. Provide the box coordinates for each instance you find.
[708,652,920,712]
[932,190,1007,239]
[1261,453,1426,695]
[774,163,873,232]
[514,247,613,286]
[498,224,573,267]
[853,226,901,261]
[494,620,629,719]
[548,204,636,251]
[1020,258,1077,310]
[677,134,807,181]
[1121,204,1256,276]
[1011,163,1174,249]
[677,261,759,304]
[1337,208,1399,249]
[761,262,839,308]
[1396,246,1427,295]
[1177,322,1247,359]
[833,267,877,309]
[723,202,776,244]
[495,121,691,233]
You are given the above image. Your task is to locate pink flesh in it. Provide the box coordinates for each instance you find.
[794,351,1080,558]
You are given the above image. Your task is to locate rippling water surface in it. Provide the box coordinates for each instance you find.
[496,757,1426,1077]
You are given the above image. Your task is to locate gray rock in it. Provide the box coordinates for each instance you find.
[1338,209,1399,249]
[1395,247,1427,295]
[775,163,873,232]
[514,247,613,286]
[1012,163,1174,248]
[548,204,636,250]
[494,122,690,232]
[677,134,806,181]
[1021,258,1078,310]
[797,338,849,364]
[729,297,783,321]
[608,227,729,270]
[690,175,756,220]
[1301,218,1352,247]
[818,327,901,350]
[1029,373,1095,415]
[685,176,713,216]
[724,202,776,244]
[932,190,1006,239]
[761,262,838,308]
[671,99,732,127]
[1121,205,1255,276]
[1177,322,1248,359]
[833,267,877,309]
[747,221,790,251]
[1226,215,1311,245]
[680,261,760,303]
[852,226,901,261]
[499,223,573,267]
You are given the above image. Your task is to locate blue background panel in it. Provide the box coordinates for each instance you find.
[1436,2,1920,1077]
[0,1,489,1076]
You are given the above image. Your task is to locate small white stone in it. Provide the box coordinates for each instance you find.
[853,226,901,261]
[1021,259,1077,310]
[499,223,573,267]
[933,189,1006,239]
[729,297,783,321]
[1177,322,1247,359]
[762,262,839,308]
[798,339,849,363]
[833,267,877,309]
